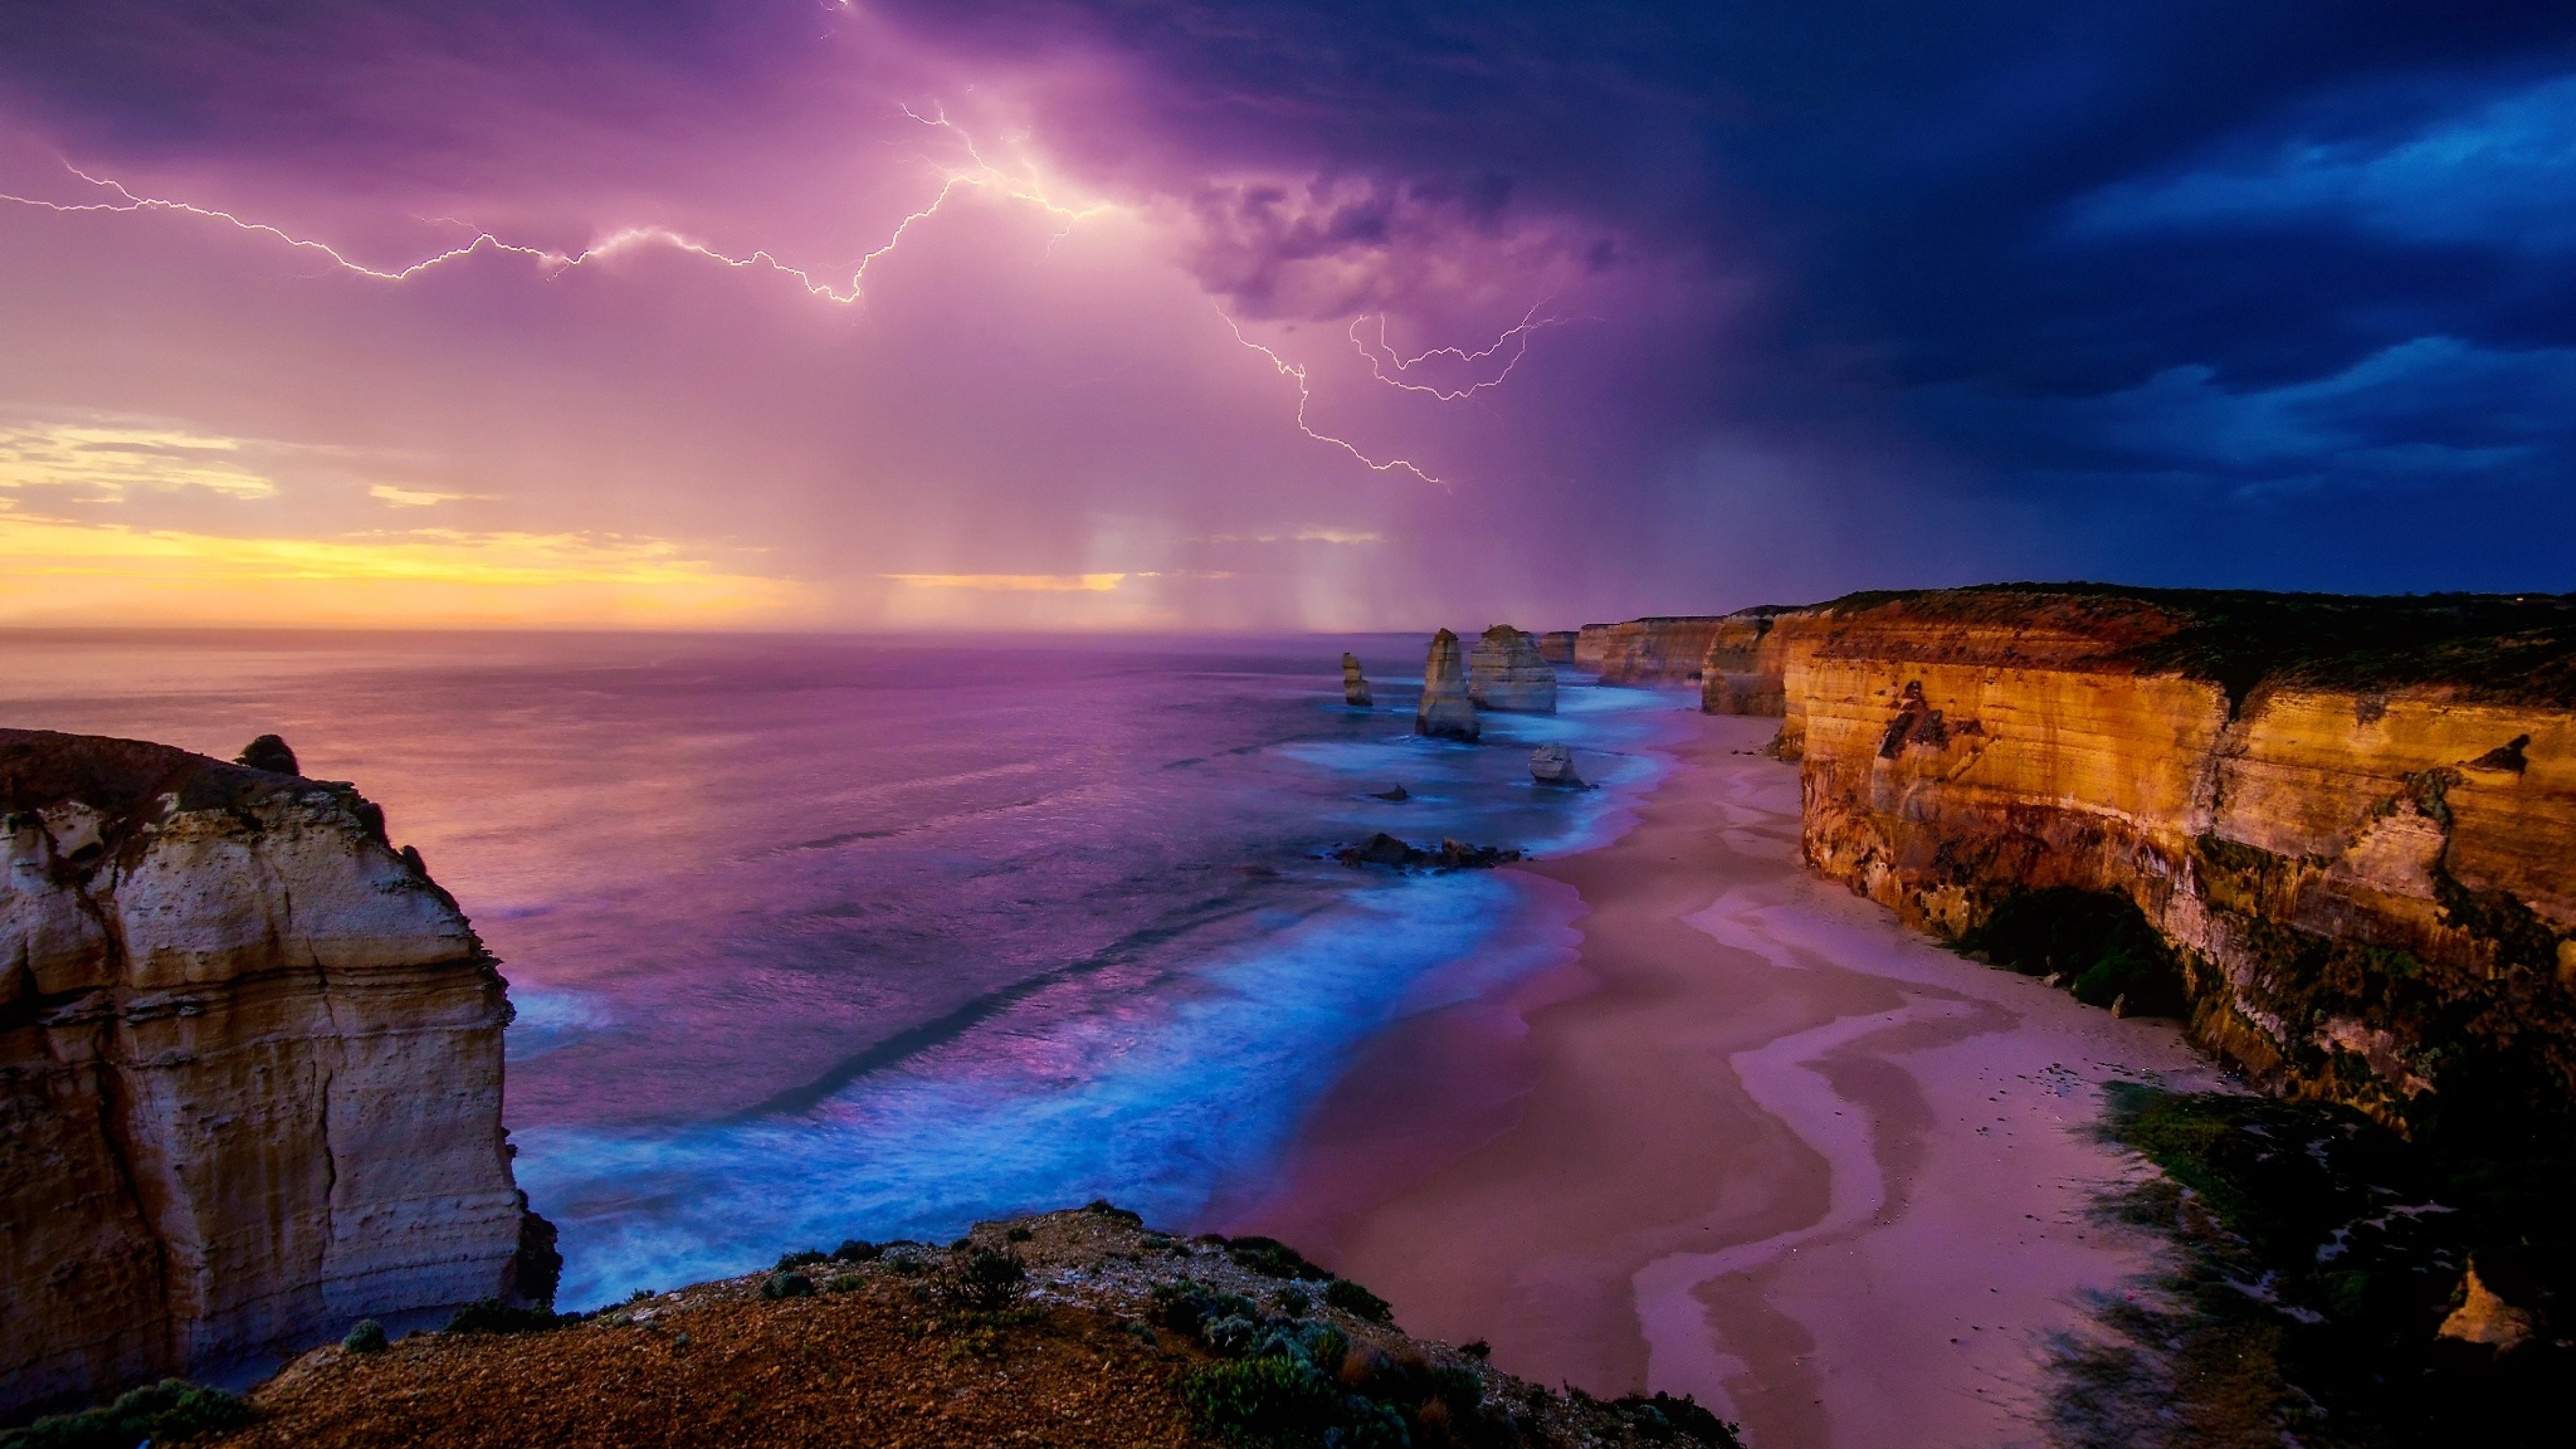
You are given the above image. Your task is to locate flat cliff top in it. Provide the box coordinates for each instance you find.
[1807,584,2576,708]
[0,729,305,827]
[189,1208,1734,1449]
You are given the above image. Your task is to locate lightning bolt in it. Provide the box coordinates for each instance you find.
[1346,301,1579,401]
[0,107,1111,305]
[1220,309,1445,487]
[0,121,1572,490]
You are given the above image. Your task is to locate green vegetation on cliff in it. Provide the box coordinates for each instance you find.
[2057,1087,2573,1449]
[1809,584,2576,709]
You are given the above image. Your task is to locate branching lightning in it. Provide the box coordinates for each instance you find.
[0,107,1109,305]
[1346,300,1578,401]
[1,115,1573,490]
[1220,309,1446,486]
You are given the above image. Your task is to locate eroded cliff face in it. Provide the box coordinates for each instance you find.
[1727,590,2576,1128]
[1,730,537,1417]
[1590,616,1729,685]
[1467,625,1556,713]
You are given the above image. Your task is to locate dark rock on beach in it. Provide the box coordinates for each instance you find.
[1335,833,1522,869]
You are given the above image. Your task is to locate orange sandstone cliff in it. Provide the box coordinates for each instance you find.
[1678,588,2576,1128]
[1,730,548,1418]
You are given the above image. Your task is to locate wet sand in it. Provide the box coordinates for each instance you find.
[1211,711,2223,1448]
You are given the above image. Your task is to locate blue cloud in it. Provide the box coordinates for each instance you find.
[2068,73,2576,251]
[1961,335,2576,499]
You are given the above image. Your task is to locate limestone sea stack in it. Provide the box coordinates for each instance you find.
[1538,631,1580,665]
[1468,625,1558,713]
[1341,652,1373,708]
[1415,629,1480,741]
[1529,743,1583,787]
[1,729,547,1419]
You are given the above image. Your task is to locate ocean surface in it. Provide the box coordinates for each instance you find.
[1,631,1691,1307]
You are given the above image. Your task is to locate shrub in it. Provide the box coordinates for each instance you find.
[1274,1285,1311,1316]
[1610,1391,1743,1447]
[1180,1355,1344,1446]
[1149,1279,1257,1337]
[1227,1235,1334,1281]
[776,1248,827,1271]
[824,1274,865,1293]
[1083,1198,1145,1226]
[761,1271,815,1300]
[1,1380,252,1449]
[1005,1226,1034,1242]
[342,1319,388,1354]
[943,1249,1026,1311]
[443,1300,575,1334]
[1324,1277,1395,1324]
[831,1238,879,1263]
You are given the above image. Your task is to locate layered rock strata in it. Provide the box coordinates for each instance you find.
[1686,588,2576,1128]
[1340,653,1373,708]
[1414,630,1480,741]
[1538,630,1580,665]
[1466,625,1557,713]
[1,730,540,1418]
[1591,616,1730,685]
[1572,625,1611,673]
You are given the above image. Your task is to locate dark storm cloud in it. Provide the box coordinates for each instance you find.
[877,0,2576,584]
[5,0,2573,615]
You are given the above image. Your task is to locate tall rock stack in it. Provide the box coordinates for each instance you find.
[1415,630,1481,740]
[1,730,544,1419]
[1468,625,1558,713]
[1538,631,1580,665]
[1342,653,1374,707]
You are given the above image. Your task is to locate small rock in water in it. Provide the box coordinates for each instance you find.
[1529,743,1583,787]
[235,733,299,774]
[2110,993,2129,1018]
[1371,784,1410,802]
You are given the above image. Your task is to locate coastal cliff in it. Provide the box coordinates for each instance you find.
[1681,588,2576,1128]
[1,730,542,1417]
[1467,625,1556,713]
[1589,616,1729,685]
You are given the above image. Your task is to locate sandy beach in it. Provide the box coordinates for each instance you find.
[1212,710,2226,1449]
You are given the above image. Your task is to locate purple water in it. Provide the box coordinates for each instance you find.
[1,631,1689,1305]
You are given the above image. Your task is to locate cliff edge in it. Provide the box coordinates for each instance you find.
[1682,587,2576,1130]
[1,730,543,1419]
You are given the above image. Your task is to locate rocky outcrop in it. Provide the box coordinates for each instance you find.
[1334,833,1523,869]
[1538,631,1580,665]
[1529,744,1582,788]
[1593,616,1730,685]
[1341,653,1373,708]
[1,730,539,1419]
[1716,588,2576,1130]
[1467,625,1557,713]
[1414,630,1479,741]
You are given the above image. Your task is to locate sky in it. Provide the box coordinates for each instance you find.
[1,1,2571,630]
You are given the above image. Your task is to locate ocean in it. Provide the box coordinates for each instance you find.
[0,631,1690,1307]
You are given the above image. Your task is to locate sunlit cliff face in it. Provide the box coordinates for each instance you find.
[5,1,2573,629]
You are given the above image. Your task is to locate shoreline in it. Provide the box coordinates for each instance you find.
[1212,710,2225,1448]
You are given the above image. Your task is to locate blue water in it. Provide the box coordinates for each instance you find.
[0,631,1689,1305]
